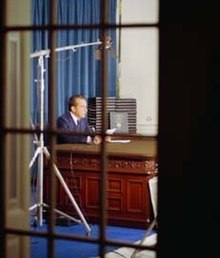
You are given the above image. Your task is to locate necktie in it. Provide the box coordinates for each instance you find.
[76,119,81,131]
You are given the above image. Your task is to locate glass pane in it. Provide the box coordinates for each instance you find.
[6,0,31,26]
[120,0,159,24]
[119,27,159,136]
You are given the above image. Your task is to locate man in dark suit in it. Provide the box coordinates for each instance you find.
[57,94,101,144]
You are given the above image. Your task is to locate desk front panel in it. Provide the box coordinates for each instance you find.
[44,139,157,228]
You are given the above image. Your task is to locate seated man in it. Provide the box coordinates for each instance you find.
[57,94,101,144]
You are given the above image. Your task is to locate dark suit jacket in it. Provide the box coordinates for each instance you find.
[57,112,93,144]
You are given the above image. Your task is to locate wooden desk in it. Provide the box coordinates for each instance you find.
[44,138,158,228]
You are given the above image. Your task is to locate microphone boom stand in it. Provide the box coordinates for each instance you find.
[29,41,102,235]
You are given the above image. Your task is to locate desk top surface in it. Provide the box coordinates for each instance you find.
[53,138,157,159]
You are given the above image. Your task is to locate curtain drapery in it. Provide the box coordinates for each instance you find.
[31,0,117,123]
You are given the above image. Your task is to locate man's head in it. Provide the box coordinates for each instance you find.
[68,95,88,119]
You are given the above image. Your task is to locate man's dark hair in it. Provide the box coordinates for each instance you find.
[68,95,86,111]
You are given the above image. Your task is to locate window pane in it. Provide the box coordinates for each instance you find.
[120,0,159,24]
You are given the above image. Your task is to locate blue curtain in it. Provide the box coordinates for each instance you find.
[31,0,117,123]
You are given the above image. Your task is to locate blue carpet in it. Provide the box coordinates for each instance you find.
[30,223,154,258]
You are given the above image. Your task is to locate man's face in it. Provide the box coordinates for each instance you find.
[72,98,88,119]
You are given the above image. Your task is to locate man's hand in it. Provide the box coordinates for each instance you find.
[93,135,111,144]
[93,135,102,144]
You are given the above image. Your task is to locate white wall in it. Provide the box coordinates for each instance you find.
[119,0,159,136]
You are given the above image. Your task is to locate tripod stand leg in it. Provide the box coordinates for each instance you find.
[37,145,44,226]
[29,146,41,169]
[43,147,91,235]
[130,218,157,258]
[29,146,45,226]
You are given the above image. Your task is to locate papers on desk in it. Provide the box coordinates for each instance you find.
[106,128,130,143]
[106,128,117,135]
[108,139,131,143]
